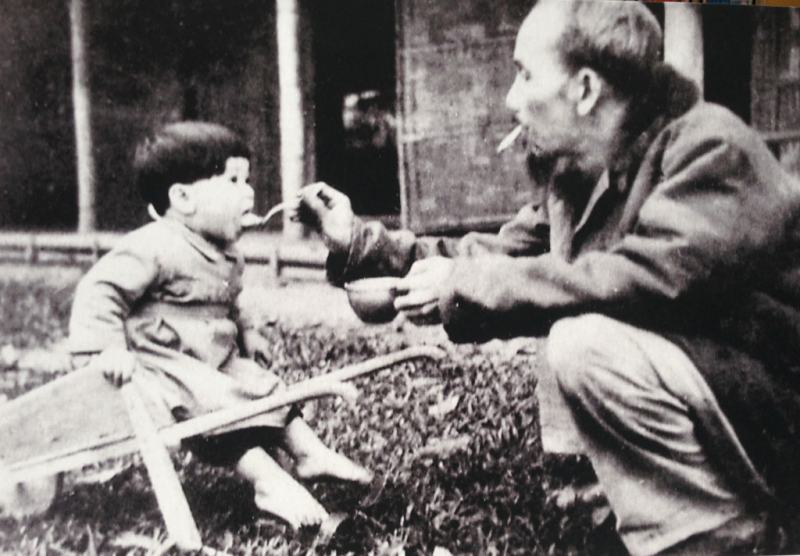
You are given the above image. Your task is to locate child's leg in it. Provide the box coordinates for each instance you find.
[282,417,373,484]
[236,446,328,529]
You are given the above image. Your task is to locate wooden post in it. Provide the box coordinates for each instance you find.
[69,0,97,233]
[664,3,704,95]
[276,0,305,240]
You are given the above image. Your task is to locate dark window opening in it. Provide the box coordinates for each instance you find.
[703,4,754,123]
[311,0,400,218]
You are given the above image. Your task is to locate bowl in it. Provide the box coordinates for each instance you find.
[344,277,401,324]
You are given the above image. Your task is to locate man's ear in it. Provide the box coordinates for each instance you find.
[167,184,196,215]
[571,68,603,117]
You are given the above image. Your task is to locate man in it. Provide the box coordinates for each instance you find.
[298,0,800,553]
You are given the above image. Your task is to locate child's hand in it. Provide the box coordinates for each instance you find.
[88,347,138,387]
[241,329,272,366]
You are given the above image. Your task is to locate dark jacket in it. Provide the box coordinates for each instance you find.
[329,67,800,508]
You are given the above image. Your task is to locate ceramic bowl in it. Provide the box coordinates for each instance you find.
[344,277,401,324]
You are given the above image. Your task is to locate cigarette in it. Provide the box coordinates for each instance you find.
[496,125,523,154]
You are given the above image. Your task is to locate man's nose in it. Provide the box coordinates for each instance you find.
[505,79,519,113]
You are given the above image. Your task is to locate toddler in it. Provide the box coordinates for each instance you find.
[69,121,371,530]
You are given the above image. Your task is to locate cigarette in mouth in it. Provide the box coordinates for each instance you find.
[496,125,523,154]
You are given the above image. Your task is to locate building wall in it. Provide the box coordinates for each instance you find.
[751,5,800,174]
[88,0,281,230]
[0,0,281,232]
[396,0,532,233]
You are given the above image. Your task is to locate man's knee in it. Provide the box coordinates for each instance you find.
[546,314,615,397]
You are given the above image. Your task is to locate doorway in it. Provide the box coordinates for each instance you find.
[311,0,400,219]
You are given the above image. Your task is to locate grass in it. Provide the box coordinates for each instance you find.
[0,275,623,555]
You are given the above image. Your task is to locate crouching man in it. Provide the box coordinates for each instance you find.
[297,0,800,553]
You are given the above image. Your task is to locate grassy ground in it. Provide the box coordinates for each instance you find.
[0,269,624,555]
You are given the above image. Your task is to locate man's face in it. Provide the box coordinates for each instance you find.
[506,4,578,161]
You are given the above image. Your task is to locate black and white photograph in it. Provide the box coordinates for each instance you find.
[1,0,800,554]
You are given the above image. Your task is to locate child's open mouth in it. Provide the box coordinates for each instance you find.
[241,211,261,228]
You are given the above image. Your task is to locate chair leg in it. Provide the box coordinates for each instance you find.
[121,384,202,551]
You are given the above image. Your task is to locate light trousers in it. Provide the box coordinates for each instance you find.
[542,314,769,555]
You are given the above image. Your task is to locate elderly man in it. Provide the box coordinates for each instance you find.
[298,0,800,553]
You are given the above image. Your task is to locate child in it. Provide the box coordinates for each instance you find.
[68,121,372,530]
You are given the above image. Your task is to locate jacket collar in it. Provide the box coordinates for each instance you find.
[571,64,699,238]
[609,63,700,193]
[157,217,239,262]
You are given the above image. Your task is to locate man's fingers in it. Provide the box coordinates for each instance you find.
[394,273,429,292]
[315,185,336,208]
[394,289,437,311]
[296,183,346,228]
[299,182,338,209]
[402,301,438,318]
[402,302,441,326]
[405,258,441,277]
[405,263,427,277]
[296,189,328,220]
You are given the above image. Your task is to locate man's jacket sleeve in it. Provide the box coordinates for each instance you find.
[327,202,551,286]
[440,127,799,342]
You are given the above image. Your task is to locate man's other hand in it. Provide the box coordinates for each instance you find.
[296,182,354,255]
[394,257,455,325]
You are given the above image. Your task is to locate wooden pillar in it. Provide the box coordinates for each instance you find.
[664,3,704,95]
[276,0,305,240]
[69,0,96,233]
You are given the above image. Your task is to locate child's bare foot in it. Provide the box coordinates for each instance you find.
[237,447,328,530]
[294,448,373,485]
[283,419,373,485]
[254,478,328,530]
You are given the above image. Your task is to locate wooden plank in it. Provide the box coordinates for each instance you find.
[0,366,132,468]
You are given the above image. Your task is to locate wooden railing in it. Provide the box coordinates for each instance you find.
[0,232,326,280]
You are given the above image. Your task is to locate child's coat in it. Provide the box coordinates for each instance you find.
[69,218,286,431]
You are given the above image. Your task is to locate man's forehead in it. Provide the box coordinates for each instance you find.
[516,1,567,55]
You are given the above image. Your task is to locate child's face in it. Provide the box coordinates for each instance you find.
[184,157,255,245]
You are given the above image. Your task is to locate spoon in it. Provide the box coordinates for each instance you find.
[241,201,293,229]
[147,201,292,229]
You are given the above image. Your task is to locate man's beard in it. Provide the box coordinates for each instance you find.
[527,150,597,209]
[526,151,560,185]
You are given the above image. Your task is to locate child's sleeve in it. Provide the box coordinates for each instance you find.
[68,237,159,355]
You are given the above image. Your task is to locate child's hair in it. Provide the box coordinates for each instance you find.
[134,121,251,215]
